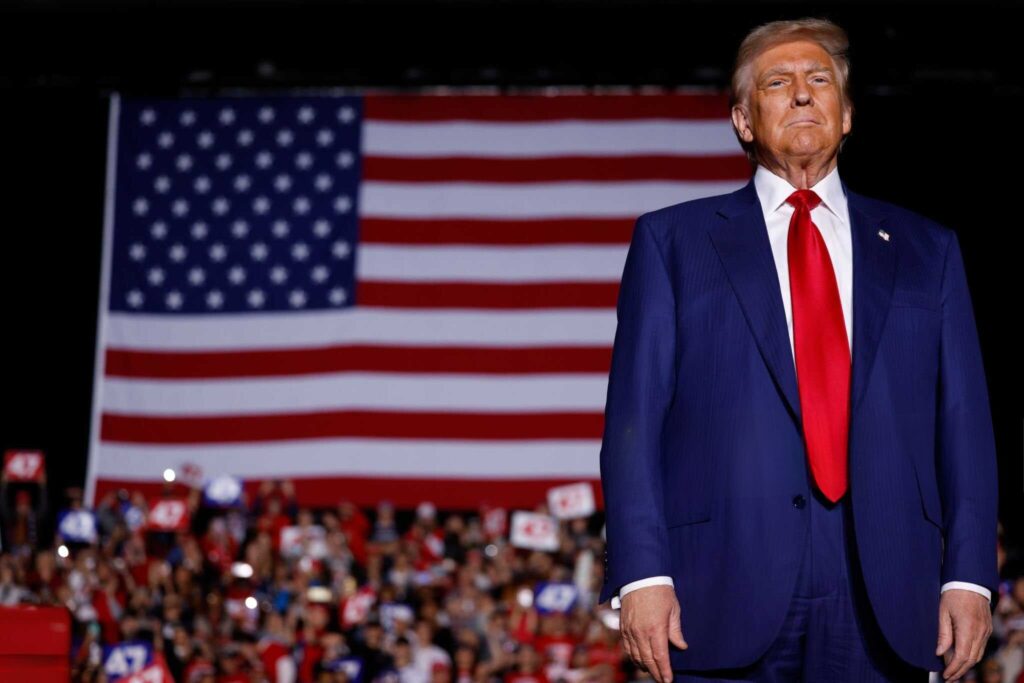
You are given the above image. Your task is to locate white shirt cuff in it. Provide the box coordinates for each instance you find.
[610,576,674,609]
[941,581,991,602]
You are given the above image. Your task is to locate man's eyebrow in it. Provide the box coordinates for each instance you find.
[759,63,834,80]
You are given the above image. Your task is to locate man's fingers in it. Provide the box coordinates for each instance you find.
[635,634,659,681]
[619,629,634,667]
[636,629,674,683]
[648,635,673,683]
[627,631,650,675]
[943,641,969,681]
[667,612,688,650]
[943,641,972,681]
[942,624,988,680]
[954,628,989,681]
[966,632,985,672]
[622,630,641,670]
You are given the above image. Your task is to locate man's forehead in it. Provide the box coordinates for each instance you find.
[757,58,834,79]
[755,42,834,76]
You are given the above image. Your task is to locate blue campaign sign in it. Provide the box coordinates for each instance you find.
[203,475,243,508]
[534,581,578,614]
[58,509,98,543]
[324,657,363,683]
[120,501,146,532]
[103,641,154,680]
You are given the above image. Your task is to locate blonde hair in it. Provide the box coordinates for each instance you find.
[729,17,855,166]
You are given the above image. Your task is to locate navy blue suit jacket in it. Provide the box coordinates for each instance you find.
[598,175,999,673]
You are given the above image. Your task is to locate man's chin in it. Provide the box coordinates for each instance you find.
[776,139,838,159]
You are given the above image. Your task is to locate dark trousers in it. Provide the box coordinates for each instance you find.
[674,484,930,682]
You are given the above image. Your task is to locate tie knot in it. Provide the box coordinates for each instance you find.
[786,189,822,213]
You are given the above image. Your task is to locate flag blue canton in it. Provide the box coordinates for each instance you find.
[110,96,363,314]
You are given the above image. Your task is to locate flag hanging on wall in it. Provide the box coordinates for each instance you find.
[86,90,748,508]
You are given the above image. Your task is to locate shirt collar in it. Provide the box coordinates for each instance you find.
[752,162,848,222]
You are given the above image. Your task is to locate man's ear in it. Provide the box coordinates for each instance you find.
[731,105,754,143]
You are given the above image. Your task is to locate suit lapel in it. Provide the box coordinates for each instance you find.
[710,178,804,427]
[708,177,895,433]
[845,183,896,416]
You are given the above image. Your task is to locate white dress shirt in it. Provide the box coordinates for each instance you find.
[609,164,990,609]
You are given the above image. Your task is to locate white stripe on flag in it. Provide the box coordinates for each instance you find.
[105,310,618,351]
[102,373,609,415]
[92,439,603,479]
[359,181,744,218]
[356,244,628,282]
[362,120,742,157]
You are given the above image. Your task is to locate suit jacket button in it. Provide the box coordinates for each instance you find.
[792,494,806,509]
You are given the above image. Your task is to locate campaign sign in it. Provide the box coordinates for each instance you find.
[121,501,147,532]
[280,524,327,558]
[177,461,204,488]
[324,657,363,683]
[203,475,243,508]
[480,506,508,539]
[534,581,579,614]
[340,586,376,629]
[103,641,154,681]
[3,449,44,482]
[547,482,594,520]
[146,499,190,532]
[509,510,559,552]
[58,509,98,543]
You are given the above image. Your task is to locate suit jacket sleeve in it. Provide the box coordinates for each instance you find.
[598,214,676,605]
[935,230,1000,606]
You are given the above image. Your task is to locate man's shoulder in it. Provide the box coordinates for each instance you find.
[847,188,956,250]
[634,187,740,241]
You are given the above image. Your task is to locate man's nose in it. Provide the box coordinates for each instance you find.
[793,82,812,104]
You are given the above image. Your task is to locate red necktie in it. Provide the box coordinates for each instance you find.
[786,189,850,503]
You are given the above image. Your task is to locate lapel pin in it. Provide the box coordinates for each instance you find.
[878,229,890,242]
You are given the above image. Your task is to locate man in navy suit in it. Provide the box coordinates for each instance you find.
[598,17,998,683]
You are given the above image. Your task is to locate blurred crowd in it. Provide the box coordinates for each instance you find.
[0,476,627,683]
[0,474,1021,683]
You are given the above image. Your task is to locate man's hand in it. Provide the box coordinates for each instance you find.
[936,588,992,681]
[619,584,687,683]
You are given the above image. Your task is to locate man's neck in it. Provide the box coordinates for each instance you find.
[757,156,838,189]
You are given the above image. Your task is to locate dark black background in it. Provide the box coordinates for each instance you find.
[0,1,1020,563]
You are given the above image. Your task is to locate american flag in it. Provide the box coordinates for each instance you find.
[86,90,748,508]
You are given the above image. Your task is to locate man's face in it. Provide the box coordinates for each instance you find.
[732,39,852,165]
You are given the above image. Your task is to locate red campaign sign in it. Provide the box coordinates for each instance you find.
[480,506,508,539]
[340,585,377,629]
[146,499,190,532]
[547,482,595,520]
[3,450,45,482]
[510,511,559,551]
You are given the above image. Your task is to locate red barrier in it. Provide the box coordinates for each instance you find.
[0,606,70,682]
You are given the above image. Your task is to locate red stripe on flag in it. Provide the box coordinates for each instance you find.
[101,410,605,444]
[92,476,607,510]
[357,281,619,308]
[360,217,634,245]
[362,155,750,182]
[363,93,731,121]
[106,345,613,379]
